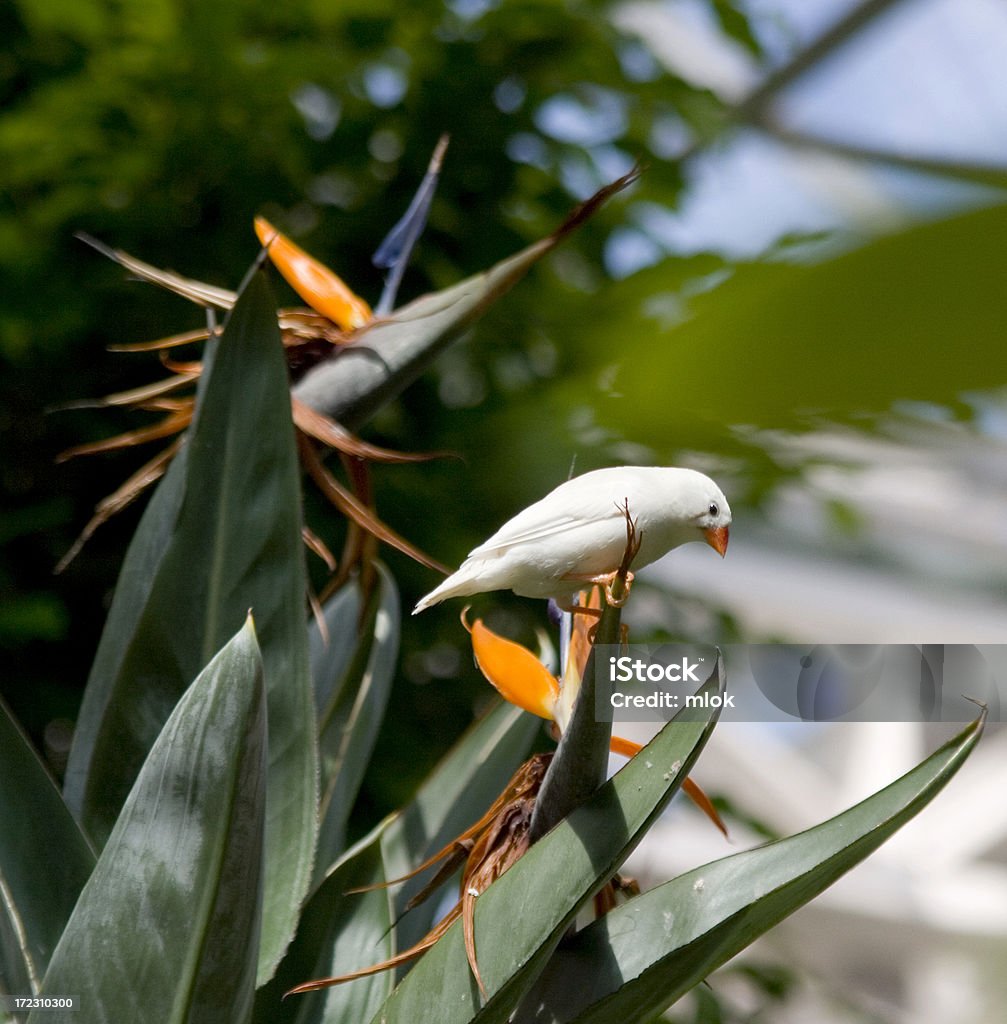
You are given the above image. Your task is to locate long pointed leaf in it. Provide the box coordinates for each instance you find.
[513,712,985,1024]
[31,620,267,1024]
[0,702,95,996]
[309,580,364,717]
[254,825,396,1024]
[63,450,188,815]
[65,271,318,983]
[371,669,724,1024]
[65,318,222,813]
[315,564,400,877]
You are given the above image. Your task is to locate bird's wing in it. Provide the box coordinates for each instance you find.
[468,479,628,557]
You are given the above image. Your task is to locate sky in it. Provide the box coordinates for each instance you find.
[608,0,1007,265]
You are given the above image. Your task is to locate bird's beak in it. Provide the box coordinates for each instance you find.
[704,525,729,557]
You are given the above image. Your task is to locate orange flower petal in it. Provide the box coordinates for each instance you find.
[463,610,559,720]
[681,776,729,839]
[608,734,642,759]
[254,216,372,331]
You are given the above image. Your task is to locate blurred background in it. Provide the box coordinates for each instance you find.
[2,0,1006,1020]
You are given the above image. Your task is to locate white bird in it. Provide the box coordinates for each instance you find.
[413,466,731,614]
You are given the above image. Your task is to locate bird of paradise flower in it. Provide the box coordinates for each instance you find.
[58,141,639,606]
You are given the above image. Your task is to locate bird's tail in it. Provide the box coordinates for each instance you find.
[412,561,482,614]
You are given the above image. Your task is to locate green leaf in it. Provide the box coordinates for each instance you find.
[63,450,187,815]
[513,713,986,1024]
[64,271,318,983]
[309,580,364,719]
[314,564,400,879]
[372,670,724,1024]
[0,701,95,996]
[253,826,396,1024]
[64,331,220,816]
[563,203,1007,456]
[31,619,267,1024]
[255,700,540,1024]
[710,0,764,58]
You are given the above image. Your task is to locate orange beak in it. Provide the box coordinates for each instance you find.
[704,524,729,557]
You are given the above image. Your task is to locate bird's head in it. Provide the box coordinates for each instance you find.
[683,472,732,557]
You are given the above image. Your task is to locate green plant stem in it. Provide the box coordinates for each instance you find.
[528,598,622,843]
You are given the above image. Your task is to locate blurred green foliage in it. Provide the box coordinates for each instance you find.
[0,0,744,792]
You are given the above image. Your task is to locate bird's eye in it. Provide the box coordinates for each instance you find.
[708,502,719,517]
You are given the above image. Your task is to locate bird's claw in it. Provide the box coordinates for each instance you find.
[604,569,634,607]
[608,497,642,606]
[577,568,634,607]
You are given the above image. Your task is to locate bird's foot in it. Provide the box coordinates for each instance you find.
[560,569,635,608]
[604,569,634,608]
[570,569,634,608]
